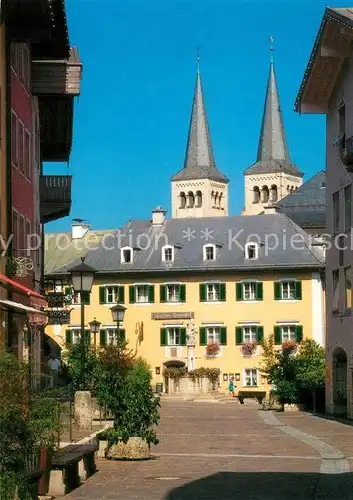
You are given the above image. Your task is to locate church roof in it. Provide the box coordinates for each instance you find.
[45,214,324,276]
[245,61,303,178]
[276,171,326,228]
[171,66,228,183]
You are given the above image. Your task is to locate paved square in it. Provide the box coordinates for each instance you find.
[66,401,353,499]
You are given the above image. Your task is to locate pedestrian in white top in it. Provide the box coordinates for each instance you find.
[48,354,61,388]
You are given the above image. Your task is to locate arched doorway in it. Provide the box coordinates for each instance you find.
[332,347,347,417]
[163,360,186,394]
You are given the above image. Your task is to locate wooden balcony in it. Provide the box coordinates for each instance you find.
[40,175,72,223]
[32,48,82,96]
[39,96,73,161]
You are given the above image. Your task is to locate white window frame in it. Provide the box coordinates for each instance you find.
[135,284,149,303]
[245,242,259,260]
[280,280,296,300]
[243,368,258,387]
[280,325,296,343]
[106,327,119,346]
[243,282,257,301]
[203,244,216,261]
[166,284,180,302]
[121,246,133,263]
[70,327,82,345]
[206,326,221,344]
[206,283,220,302]
[166,327,181,346]
[162,245,174,262]
[242,326,257,343]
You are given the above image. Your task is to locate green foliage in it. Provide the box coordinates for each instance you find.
[295,339,325,392]
[188,367,220,386]
[259,333,277,375]
[63,343,98,392]
[162,366,187,382]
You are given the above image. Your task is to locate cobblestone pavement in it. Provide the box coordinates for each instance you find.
[66,402,353,499]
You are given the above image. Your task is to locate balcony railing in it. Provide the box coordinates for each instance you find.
[40,175,72,223]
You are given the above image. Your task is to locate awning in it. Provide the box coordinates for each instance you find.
[0,299,47,315]
[0,273,47,309]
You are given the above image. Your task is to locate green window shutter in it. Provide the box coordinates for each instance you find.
[118,286,125,304]
[295,281,302,300]
[295,325,303,343]
[236,327,243,345]
[65,329,72,346]
[199,327,207,346]
[236,283,243,301]
[99,286,106,304]
[119,329,126,342]
[81,291,90,305]
[274,282,281,300]
[274,326,281,345]
[160,328,167,346]
[129,286,135,304]
[65,287,72,296]
[220,327,227,345]
[148,285,155,303]
[160,285,166,303]
[180,328,187,346]
[100,329,106,346]
[199,284,206,302]
[256,282,263,301]
[257,326,264,344]
[179,284,186,302]
[219,283,226,301]
[85,329,90,345]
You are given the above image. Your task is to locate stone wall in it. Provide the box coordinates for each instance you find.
[168,376,215,395]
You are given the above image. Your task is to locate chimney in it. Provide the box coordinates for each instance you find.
[263,204,278,215]
[152,206,166,225]
[72,219,90,239]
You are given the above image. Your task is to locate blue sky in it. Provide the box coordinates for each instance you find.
[46,0,337,233]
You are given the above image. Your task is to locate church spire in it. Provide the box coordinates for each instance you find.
[171,53,228,183]
[256,40,290,162]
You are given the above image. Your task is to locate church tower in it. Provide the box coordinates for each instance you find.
[171,60,229,219]
[242,44,303,216]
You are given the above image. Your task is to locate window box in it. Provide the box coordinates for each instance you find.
[236,282,263,301]
[160,284,186,303]
[274,281,302,300]
[130,285,154,304]
[99,285,125,304]
[281,341,297,353]
[205,342,220,357]
[241,341,258,357]
[200,283,226,302]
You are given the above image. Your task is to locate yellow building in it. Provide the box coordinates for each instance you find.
[44,59,325,393]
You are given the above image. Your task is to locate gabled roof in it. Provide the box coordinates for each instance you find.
[246,61,303,177]
[276,171,326,228]
[171,66,228,183]
[45,214,324,277]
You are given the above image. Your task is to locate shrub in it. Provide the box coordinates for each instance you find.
[63,343,98,393]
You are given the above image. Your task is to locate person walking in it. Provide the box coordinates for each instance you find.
[48,353,61,388]
[229,377,236,397]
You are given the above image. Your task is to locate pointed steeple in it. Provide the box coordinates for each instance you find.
[256,60,290,162]
[171,59,228,183]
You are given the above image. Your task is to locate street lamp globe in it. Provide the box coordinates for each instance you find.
[69,257,96,293]
[110,304,126,323]
[89,318,101,334]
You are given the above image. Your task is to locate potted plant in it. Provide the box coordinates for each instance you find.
[281,341,297,353]
[241,341,258,357]
[206,342,220,357]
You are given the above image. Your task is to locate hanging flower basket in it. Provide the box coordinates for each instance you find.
[206,342,220,357]
[241,341,258,357]
[281,341,297,353]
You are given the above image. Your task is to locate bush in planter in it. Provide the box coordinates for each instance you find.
[63,342,99,393]
[205,342,220,357]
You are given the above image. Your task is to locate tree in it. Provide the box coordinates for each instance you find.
[295,339,325,412]
[268,345,298,404]
[259,333,277,376]
[63,343,98,393]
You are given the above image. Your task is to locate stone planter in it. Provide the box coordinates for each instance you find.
[106,437,150,460]
[283,403,303,412]
[97,439,108,458]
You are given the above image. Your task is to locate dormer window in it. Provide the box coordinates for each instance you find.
[203,244,216,261]
[162,245,174,262]
[121,247,133,263]
[245,242,258,260]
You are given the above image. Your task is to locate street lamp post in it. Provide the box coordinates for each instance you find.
[89,318,101,349]
[110,304,126,345]
[69,257,96,390]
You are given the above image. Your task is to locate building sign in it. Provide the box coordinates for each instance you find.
[47,310,71,325]
[151,312,194,320]
[45,291,73,308]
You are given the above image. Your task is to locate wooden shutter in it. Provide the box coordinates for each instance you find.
[65,329,72,346]
[236,327,243,345]
[81,291,90,305]
[160,328,167,346]
[160,285,166,303]
[295,281,302,300]
[274,326,281,345]
[236,283,243,301]
[256,282,263,301]
[199,327,207,346]
[199,284,206,302]
[295,325,303,342]
[99,286,106,304]
[180,328,187,346]
[129,286,135,304]
[100,329,106,346]
[274,282,281,300]
[119,329,126,342]
[219,283,226,301]
[148,285,155,303]
[179,284,186,302]
[118,286,125,304]
[220,327,227,345]
[257,326,264,344]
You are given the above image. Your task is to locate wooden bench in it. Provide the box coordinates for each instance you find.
[237,391,266,405]
[48,442,98,497]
